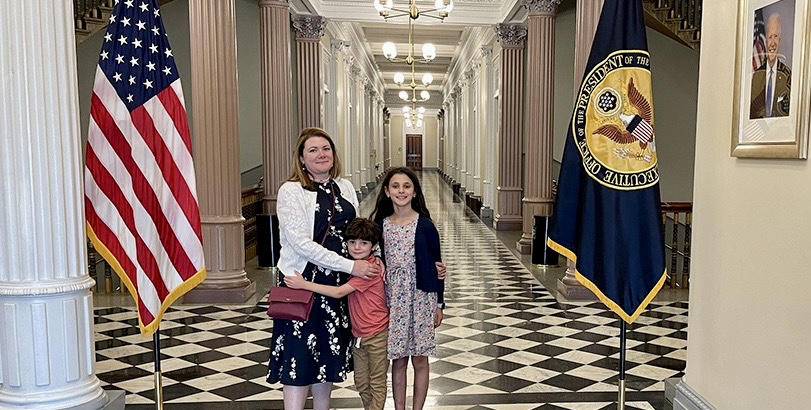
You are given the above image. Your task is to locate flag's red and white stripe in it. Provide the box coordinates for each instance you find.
[631,119,654,143]
[85,67,205,336]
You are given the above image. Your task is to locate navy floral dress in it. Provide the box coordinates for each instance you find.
[267,181,356,386]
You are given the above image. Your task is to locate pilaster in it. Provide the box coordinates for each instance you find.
[0,0,108,407]
[293,15,326,130]
[437,109,445,176]
[186,0,255,303]
[493,23,527,231]
[480,44,496,216]
[518,0,560,253]
[259,0,293,213]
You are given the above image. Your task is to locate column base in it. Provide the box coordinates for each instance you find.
[516,235,532,255]
[672,378,716,410]
[100,390,125,410]
[366,181,375,192]
[183,280,257,304]
[493,215,523,231]
[556,277,597,300]
[481,206,494,224]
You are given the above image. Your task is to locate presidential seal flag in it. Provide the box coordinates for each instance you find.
[84,0,206,336]
[547,0,666,323]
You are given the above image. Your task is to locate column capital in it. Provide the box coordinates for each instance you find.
[525,0,561,14]
[292,15,326,39]
[349,66,362,77]
[495,24,527,48]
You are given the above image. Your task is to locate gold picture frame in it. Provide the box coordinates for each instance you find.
[732,0,810,159]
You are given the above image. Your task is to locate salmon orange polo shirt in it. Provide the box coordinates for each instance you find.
[347,256,389,338]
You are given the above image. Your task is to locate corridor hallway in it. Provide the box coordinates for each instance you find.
[93,171,687,409]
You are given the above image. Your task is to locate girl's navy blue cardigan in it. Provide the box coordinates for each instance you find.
[378,216,445,305]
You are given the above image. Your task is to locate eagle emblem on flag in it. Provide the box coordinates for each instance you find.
[594,77,656,153]
[573,50,658,190]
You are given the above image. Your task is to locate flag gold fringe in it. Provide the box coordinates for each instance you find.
[547,237,666,323]
[87,223,207,336]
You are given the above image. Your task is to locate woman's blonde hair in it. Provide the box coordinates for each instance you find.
[289,127,342,190]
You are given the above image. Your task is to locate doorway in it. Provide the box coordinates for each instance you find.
[406,133,422,170]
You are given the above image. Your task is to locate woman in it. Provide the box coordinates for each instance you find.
[267,127,381,410]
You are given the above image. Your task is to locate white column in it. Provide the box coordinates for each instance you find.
[327,39,344,139]
[472,64,483,195]
[0,0,107,408]
[452,89,462,183]
[349,67,362,191]
[480,45,494,209]
[466,69,477,193]
[446,99,454,179]
[459,80,468,190]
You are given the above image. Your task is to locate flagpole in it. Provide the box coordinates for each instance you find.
[154,327,164,410]
[618,318,627,409]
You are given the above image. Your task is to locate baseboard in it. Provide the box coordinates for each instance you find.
[673,378,716,410]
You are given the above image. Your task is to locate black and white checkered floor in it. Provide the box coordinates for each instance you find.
[94,172,687,409]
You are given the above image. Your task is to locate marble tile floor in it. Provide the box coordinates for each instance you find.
[93,171,687,409]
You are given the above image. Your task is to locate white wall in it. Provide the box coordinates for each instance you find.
[685,1,811,408]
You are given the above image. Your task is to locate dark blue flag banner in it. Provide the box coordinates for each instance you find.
[547,0,666,323]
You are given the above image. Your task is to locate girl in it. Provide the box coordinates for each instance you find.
[370,167,445,410]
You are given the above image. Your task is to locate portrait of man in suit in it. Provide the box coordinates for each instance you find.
[750,11,792,119]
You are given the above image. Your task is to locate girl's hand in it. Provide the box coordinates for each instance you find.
[351,259,381,280]
[283,270,306,289]
[434,308,443,328]
[436,262,447,280]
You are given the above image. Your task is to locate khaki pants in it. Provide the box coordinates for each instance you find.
[353,329,388,410]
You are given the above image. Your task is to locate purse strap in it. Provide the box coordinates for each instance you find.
[319,181,336,246]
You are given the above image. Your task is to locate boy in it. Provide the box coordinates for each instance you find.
[284,217,388,410]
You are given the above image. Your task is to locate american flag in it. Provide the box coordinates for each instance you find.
[752,9,767,71]
[85,0,206,336]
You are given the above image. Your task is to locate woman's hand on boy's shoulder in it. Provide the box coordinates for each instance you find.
[351,259,382,280]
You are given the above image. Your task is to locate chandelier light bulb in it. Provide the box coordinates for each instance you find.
[422,43,436,61]
[417,106,426,114]
[402,105,411,113]
[382,42,398,59]
[406,119,413,127]
[374,0,393,13]
[434,0,453,13]
[421,72,434,86]
[399,90,409,100]
[394,72,405,85]
[416,120,423,127]
[420,90,430,100]
[418,113,424,119]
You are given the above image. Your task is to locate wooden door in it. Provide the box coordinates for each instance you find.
[406,134,422,170]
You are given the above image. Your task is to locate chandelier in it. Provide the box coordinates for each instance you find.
[374,0,454,21]
[395,60,432,103]
[402,104,426,128]
[381,13,436,66]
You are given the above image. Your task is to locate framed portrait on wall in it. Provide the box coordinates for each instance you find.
[732,0,811,159]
